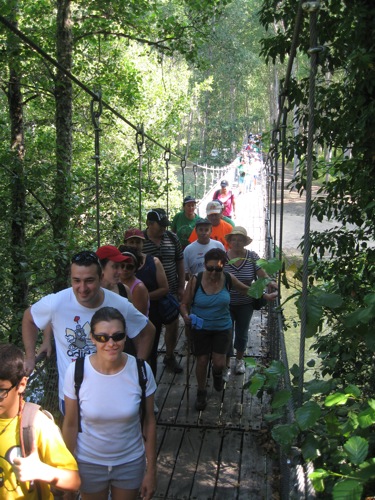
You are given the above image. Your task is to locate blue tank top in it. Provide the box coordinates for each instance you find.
[192,278,232,331]
[136,254,158,293]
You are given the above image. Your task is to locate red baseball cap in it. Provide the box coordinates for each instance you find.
[124,228,145,240]
[96,245,131,262]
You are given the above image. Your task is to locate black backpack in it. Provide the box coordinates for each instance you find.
[74,356,148,435]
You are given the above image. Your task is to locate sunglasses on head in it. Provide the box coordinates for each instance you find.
[71,251,100,265]
[92,331,126,343]
[206,265,224,272]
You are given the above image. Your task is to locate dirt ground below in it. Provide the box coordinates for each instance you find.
[279,184,338,257]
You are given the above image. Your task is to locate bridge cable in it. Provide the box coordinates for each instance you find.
[136,124,145,227]
[0,14,202,170]
[298,1,322,407]
[90,92,102,247]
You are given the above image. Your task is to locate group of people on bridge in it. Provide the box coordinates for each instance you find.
[0,172,278,499]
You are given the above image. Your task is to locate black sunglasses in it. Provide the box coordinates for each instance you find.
[0,382,17,400]
[206,265,224,272]
[92,331,126,343]
[71,251,100,265]
[122,263,135,271]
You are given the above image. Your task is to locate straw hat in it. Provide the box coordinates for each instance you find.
[224,226,252,245]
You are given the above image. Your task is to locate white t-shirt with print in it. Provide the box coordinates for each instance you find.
[31,288,148,399]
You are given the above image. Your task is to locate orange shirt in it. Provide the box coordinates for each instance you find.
[188,220,233,249]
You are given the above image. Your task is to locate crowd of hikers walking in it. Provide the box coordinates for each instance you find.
[1,144,278,499]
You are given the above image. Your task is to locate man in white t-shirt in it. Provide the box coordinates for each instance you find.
[183,218,225,279]
[22,251,155,410]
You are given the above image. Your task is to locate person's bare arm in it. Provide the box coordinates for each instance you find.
[131,283,149,316]
[62,396,79,455]
[148,257,169,301]
[176,259,186,301]
[132,321,155,361]
[36,323,53,359]
[140,394,157,500]
[22,307,40,375]
[179,276,196,326]
[231,274,278,300]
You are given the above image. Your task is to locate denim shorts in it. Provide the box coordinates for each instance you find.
[78,454,146,493]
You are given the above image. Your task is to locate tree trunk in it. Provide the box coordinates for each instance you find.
[53,0,73,292]
[7,3,28,344]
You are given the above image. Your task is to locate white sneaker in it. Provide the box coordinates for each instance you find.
[222,367,231,383]
[235,359,246,374]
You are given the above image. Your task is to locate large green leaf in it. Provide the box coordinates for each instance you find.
[295,401,321,430]
[265,360,285,376]
[271,389,291,409]
[332,479,363,500]
[309,468,329,492]
[248,373,266,395]
[256,257,282,274]
[301,434,320,460]
[343,436,368,465]
[357,408,375,429]
[325,392,350,407]
[271,423,299,447]
[316,291,344,308]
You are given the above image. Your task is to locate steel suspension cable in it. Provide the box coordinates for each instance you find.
[298,1,321,407]
[90,94,102,247]
[0,15,198,168]
[136,124,145,227]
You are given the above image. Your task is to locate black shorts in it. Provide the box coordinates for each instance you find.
[191,328,232,356]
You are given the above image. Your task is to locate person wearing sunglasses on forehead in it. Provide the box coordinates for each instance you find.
[63,307,157,500]
[118,246,150,317]
[180,248,275,411]
[22,250,155,415]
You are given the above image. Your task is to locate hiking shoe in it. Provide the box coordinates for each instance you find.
[195,390,207,411]
[213,372,224,391]
[222,366,231,383]
[163,355,183,373]
[235,359,246,374]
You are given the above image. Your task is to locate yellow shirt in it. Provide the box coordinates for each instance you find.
[0,408,78,499]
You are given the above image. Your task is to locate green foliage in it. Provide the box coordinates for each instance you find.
[248,358,375,498]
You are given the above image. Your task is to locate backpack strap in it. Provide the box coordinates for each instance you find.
[224,271,232,290]
[213,189,220,200]
[192,272,203,305]
[20,401,54,499]
[74,356,85,433]
[136,358,147,438]
[118,282,128,298]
